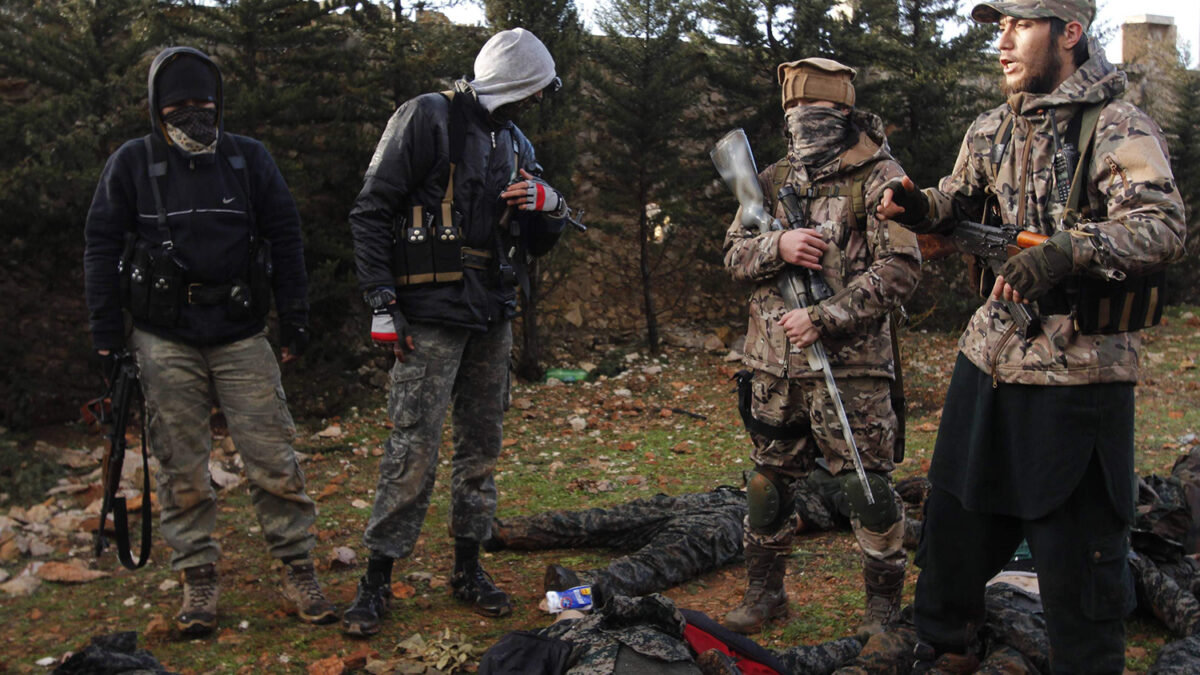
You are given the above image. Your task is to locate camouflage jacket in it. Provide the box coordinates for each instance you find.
[724,110,922,380]
[539,594,697,674]
[913,39,1186,385]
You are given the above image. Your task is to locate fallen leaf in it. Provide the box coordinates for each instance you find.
[343,649,377,670]
[316,425,344,439]
[501,438,519,447]
[914,422,939,432]
[316,482,340,501]
[618,441,637,451]
[306,655,345,675]
[391,581,416,599]
[144,614,170,640]
[1169,411,1185,419]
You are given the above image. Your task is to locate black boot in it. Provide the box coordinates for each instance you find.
[341,557,394,637]
[451,538,511,617]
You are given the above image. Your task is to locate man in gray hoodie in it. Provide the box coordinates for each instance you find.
[345,28,570,635]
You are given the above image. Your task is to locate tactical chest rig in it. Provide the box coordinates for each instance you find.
[988,103,1165,334]
[121,133,272,326]
[392,91,517,290]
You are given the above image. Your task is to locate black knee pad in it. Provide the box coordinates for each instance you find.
[840,470,900,530]
[747,468,794,534]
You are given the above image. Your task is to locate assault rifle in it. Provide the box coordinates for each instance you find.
[86,351,152,569]
[711,128,874,504]
[943,221,1049,339]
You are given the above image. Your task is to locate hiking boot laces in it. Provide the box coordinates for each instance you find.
[285,563,336,624]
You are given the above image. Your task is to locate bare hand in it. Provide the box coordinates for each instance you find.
[875,175,915,221]
[778,308,820,348]
[990,274,1027,304]
[281,348,299,364]
[778,229,827,270]
[391,336,416,362]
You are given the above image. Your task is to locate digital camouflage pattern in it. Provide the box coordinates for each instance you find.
[131,328,316,571]
[724,109,922,381]
[364,321,511,558]
[1149,635,1200,675]
[1129,552,1200,637]
[492,489,747,598]
[773,636,863,674]
[911,38,1185,386]
[537,594,698,674]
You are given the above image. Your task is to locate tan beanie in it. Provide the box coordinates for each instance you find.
[777,57,856,110]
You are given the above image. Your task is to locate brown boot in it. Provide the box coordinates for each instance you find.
[178,563,219,637]
[858,556,906,639]
[723,545,788,634]
[281,559,337,625]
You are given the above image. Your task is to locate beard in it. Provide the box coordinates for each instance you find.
[1004,45,1063,96]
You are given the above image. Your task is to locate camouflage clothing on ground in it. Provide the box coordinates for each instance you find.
[1149,635,1200,675]
[908,37,1186,386]
[364,321,510,557]
[1129,552,1200,638]
[131,328,315,571]
[724,109,922,381]
[774,636,863,675]
[537,594,700,675]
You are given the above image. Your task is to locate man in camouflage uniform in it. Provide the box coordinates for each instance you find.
[875,0,1186,671]
[345,28,569,634]
[722,57,921,637]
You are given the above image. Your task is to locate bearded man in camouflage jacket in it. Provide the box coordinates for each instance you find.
[723,58,922,638]
[876,0,1186,671]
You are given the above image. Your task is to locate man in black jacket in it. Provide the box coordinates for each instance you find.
[345,27,570,635]
[84,47,332,636]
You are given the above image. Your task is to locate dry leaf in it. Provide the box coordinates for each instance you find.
[306,655,346,675]
[36,561,110,583]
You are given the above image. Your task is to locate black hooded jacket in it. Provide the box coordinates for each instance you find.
[84,46,308,350]
[350,80,564,330]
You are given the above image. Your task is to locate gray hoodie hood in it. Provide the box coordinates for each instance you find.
[468,28,556,113]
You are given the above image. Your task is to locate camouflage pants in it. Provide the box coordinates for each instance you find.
[493,489,747,597]
[130,328,315,571]
[363,321,511,559]
[745,371,903,562]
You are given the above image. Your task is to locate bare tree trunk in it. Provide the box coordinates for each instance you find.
[638,210,659,352]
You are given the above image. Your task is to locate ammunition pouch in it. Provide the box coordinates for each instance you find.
[1074,271,1166,334]
[735,370,810,441]
[392,204,468,287]
[121,236,185,328]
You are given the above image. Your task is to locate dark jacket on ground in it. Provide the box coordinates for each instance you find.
[85,46,308,351]
[349,80,564,330]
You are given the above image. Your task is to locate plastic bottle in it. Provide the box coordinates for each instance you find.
[370,307,397,343]
[545,585,593,613]
[545,368,588,383]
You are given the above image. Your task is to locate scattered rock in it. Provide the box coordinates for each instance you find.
[613,388,632,398]
[209,461,243,490]
[351,499,370,509]
[159,579,179,592]
[513,398,534,410]
[564,307,584,327]
[703,334,726,351]
[316,425,344,439]
[568,416,587,432]
[327,546,358,570]
[580,361,597,373]
[0,569,8,584]
[36,657,57,667]
[642,365,663,376]
[36,561,110,583]
[0,566,42,597]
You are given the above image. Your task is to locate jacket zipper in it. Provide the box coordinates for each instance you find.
[990,322,1018,388]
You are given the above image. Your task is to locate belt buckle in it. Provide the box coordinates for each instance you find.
[187,283,202,304]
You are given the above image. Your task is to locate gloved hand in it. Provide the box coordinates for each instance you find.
[501,169,568,218]
[874,176,928,226]
[997,231,1075,301]
[387,304,415,361]
[280,322,309,363]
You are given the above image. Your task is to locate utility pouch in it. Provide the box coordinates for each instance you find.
[1074,270,1166,334]
[248,236,273,318]
[226,281,254,321]
[124,238,157,322]
[146,246,185,327]
[394,204,465,287]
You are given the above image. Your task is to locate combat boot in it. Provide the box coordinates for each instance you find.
[341,572,394,637]
[281,559,337,625]
[177,563,219,637]
[451,537,511,617]
[723,545,788,634]
[858,556,906,639]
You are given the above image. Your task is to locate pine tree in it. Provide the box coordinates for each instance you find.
[587,0,705,352]
[1164,68,1200,304]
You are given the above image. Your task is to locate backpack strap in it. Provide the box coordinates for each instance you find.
[143,135,174,247]
[990,111,1015,179]
[441,90,463,230]
[1064,102,1103,216]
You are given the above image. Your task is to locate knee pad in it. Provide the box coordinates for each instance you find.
[840,471,900,530]
[747,468,793,534]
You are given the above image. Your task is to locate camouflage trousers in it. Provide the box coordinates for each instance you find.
[493,489,746,597]
[745,371,903,563]
[363,321,511,559]
[130,328,315,571]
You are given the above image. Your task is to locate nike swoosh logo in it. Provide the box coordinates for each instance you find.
[222,197,235,204]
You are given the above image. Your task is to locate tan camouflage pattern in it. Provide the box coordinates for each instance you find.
[724,109,922,381]
[746,371,897,476]
[913,39,1186,385]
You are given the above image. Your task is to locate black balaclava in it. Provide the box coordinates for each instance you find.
[158,55,219,151]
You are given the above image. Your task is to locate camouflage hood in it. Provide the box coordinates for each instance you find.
[1008,37,1125,114]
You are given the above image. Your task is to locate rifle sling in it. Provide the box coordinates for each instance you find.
[888,312,906,463]
[95,363,153,570]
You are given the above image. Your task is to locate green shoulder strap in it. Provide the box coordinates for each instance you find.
[1064,102,1104,216]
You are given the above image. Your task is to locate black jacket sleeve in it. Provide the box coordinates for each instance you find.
[84,142,140,352]
[242,137,308,328]
[514,132,566,258]
[349,98,439,292]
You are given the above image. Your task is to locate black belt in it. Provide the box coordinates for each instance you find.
[186,283,234,305]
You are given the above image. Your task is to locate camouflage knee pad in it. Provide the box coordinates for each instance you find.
[841,471,901,530]
[747,468,795,535]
